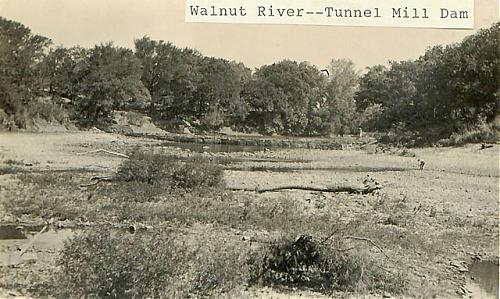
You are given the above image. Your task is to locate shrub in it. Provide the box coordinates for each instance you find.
[57,229,251,299]
[249,235,362,290]
[170,155,224,189]
[441,119,500,146]
[115,151,224,190]
[56,229,188,299]
[248,234,406,295]
[115,151,174,184]
[26,99,68,124]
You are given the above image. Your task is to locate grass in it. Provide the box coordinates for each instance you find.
[55,227,407,298]
[1,143,497,299]
[56,227,253,299]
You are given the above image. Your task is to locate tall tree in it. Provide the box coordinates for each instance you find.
[134,37,202,120]
[0,17,51,123]
[74,43,150,125]
[243,60,325,136]
[324,59,359,135]
[193,57,250,129]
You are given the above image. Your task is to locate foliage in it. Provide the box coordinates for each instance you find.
[135,37,251,131]
[41,46,88,100]
[25,98,69,124]
[115,151,224,190]
[438,117,500,146]
[242,60,327,136]
[323,59,360,135]
[73,43,151,125]
[0,15,497,141]
[56,229,187,299]
[134,37,202,120]
[356,22,499,144]
[56,228,254,299]
[0,17,51,128]
[249,234,405,295]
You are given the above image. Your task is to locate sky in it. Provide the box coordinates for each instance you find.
[0,0,498,70]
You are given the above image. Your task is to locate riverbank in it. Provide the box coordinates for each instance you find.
[0,132,498,298]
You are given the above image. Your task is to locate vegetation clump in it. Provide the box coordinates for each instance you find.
[2,15,498,143]
[56,229,186,299]
[56,229,250,299]
[115,151,224,190]
[249,234,406,295]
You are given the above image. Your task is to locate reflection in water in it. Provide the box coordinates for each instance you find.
[164,142,266,153]
[231,166,409,173]
[469,261,499,298]
[0,226,75,266]
[0,225,28,240]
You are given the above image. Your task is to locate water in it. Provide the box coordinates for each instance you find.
[164,141,266,153]
[0,225,75,266]
[468,261,499,298]
[0,225,28,240]
[230,166,409,173]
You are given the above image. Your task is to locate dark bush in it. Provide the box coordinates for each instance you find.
[248,234,406,294]
[250,235,362,290]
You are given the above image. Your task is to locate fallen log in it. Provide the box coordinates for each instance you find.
[229,185,380,194]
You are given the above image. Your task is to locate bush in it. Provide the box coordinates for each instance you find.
[249,234,362,290]
[115,151,224,190]
[439,119,500,146]
[248,234,406,295]
[26,99,69,124]
[56,229,188,299]
[57,229,251,299]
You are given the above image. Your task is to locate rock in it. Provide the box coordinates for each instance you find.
[382,292,391,298]
[450,261,469,273]
[456,287,467,296]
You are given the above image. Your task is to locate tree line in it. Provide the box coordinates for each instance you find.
[0,16,498,143]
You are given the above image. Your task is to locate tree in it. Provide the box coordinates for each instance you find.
[193,57,250,129]
[0,17,51,126]
[134,37,202,120]
[41,46,88,100]
[243,60,325,136]
[323,59,359,135]
[74,43,150,125]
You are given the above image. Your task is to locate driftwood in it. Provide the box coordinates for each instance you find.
[80,176,114,187]
[77,149,129,158]
[229,185,380,194]
[19,225,48,256]
[480,144,494,150]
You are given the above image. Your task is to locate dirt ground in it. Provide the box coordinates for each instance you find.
[0,132,498,298]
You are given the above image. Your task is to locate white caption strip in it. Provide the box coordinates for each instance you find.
[185,0,474,29]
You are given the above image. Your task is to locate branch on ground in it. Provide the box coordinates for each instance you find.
[76,149,129,158]
[228,185,381,194]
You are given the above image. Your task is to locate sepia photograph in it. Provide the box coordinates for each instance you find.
[0,0,498,298]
